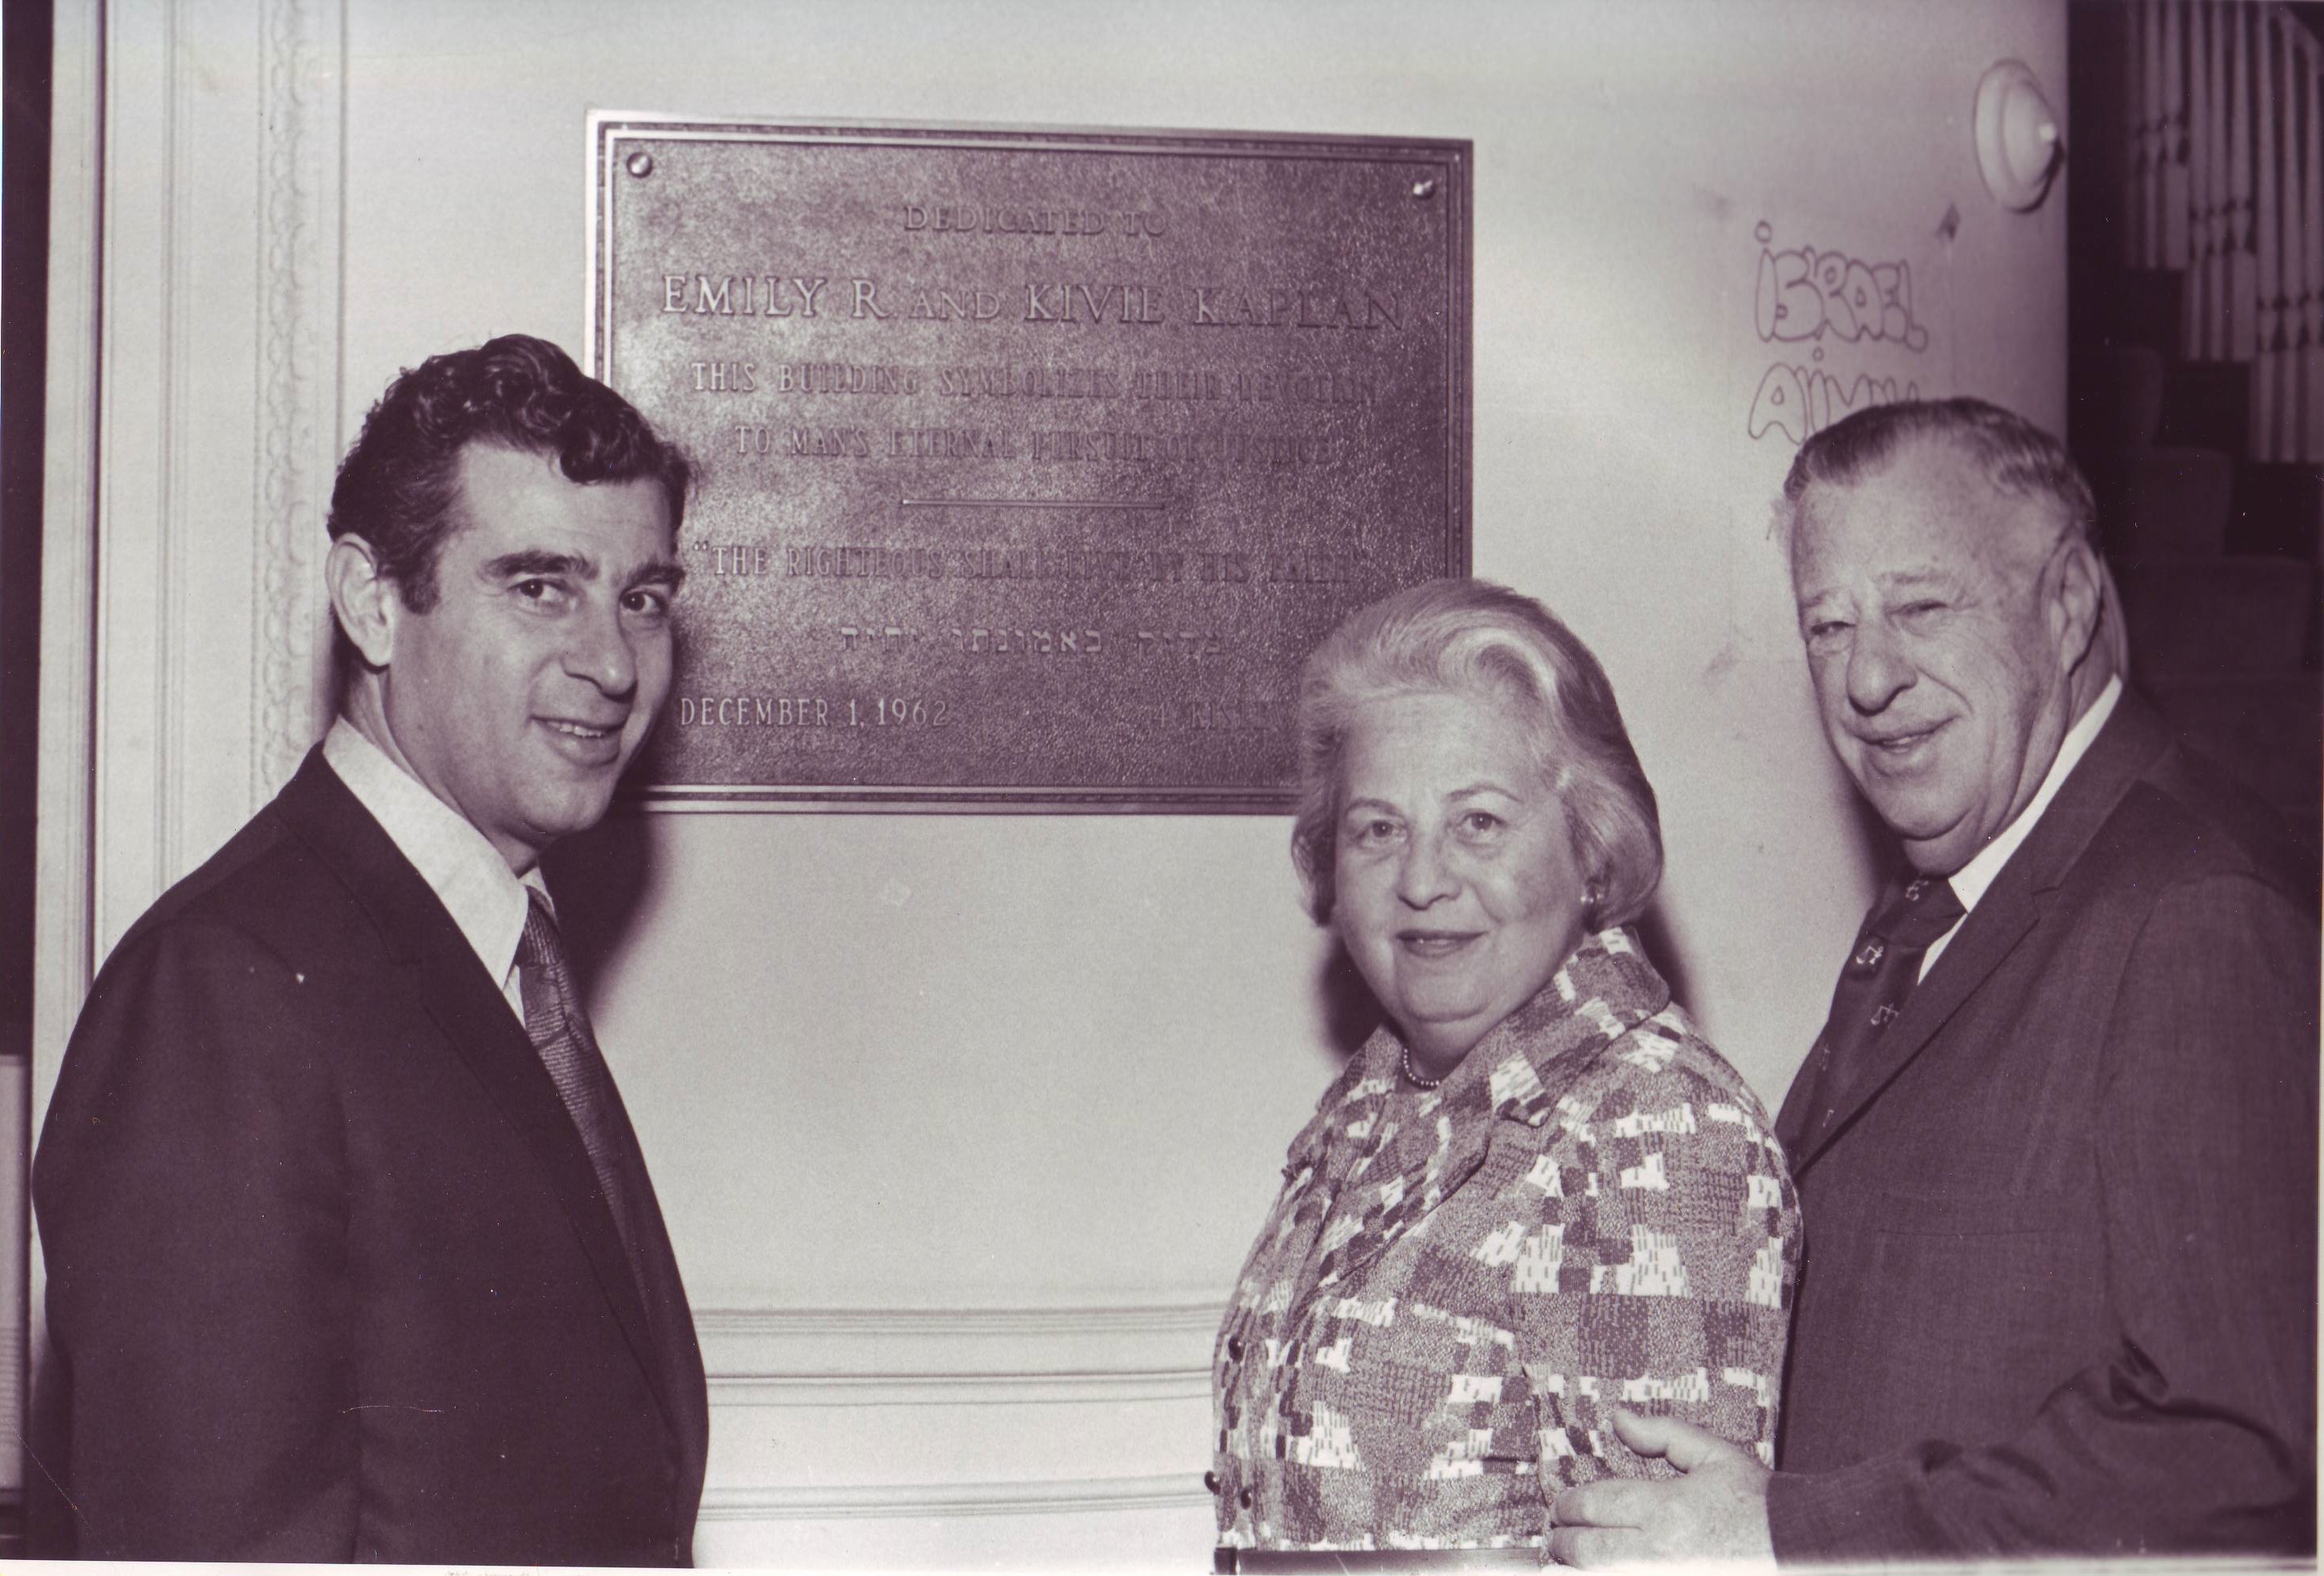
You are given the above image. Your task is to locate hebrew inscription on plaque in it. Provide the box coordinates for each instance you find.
[588,116,1470,808]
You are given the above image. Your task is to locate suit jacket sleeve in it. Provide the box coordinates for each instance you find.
[1513,1057,1798,1534]
[35,919,361,1559]
[1768,873,2319,1558]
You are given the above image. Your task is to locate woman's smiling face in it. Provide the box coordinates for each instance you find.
[1333,688,1591,1074]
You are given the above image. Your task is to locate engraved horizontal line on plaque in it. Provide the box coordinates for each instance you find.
[898,497,1173,513]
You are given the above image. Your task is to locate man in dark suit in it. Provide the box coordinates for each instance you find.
[29,334,709,1562]
[1550,398,2316,1561]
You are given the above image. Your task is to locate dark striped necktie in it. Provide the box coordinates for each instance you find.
[1800,872,1967,1137]
[516,891,645,1272]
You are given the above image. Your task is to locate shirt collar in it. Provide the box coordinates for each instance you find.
[1350,924,1675,1131]
[1945,674,2123,916]
[322,718,548,990]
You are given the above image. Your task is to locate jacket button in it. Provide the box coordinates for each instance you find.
[1204,1470,1222,1494]
[1227,1336,1245,1360]
[1238,1489,1254,1510]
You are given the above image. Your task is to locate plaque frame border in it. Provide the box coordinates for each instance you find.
[585,111,1471,815]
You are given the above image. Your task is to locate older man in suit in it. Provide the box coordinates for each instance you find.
[1549,398,2316,1562]
[29,334,708,1562]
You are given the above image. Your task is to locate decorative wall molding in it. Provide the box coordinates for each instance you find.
[712,1368,1208,1409]
[34,0,109,1065]
[699,1471,1210,1522]
[86,0,251,952]
[27,0,114,1463]
[157,0,189,894]
[67,0,348,960]
[697,1299,1222,1340]
[86,0,188,953]
[693,1303,1221,1526]
[253,0,345,797]
[695,1299,1222,1406]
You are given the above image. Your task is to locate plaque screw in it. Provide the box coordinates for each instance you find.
[626,150,654,179]
[1411,178,1437,198]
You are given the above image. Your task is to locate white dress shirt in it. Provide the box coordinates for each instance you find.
[1920,674,2123,979]
[322,718,548,1021]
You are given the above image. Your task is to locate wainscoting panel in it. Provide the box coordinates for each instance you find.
[692,1301,1219,1568]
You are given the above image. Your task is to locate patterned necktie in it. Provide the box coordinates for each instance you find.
[1800,872,1966,1138]
[516,892,646,1276]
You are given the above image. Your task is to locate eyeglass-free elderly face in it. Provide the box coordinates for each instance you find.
[1331,687,1593,1079]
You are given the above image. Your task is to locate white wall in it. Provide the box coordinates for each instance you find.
[37,0,2066,1566]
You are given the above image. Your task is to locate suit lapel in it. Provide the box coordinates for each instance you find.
[269,751,679,1436]
[409,925,666,1379]
[1788,695,2173,1174]
[1772,1034,1825,1156]
[596,1075,712,1538]
[1791,889,2035,1167]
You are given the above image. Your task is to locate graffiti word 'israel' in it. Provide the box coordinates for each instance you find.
[1755,242,1929,351]
[1748,364,1922,445]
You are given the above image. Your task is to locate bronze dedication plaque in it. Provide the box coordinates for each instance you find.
[588,116,1470,808]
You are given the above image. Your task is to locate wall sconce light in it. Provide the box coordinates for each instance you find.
[1974,60,2063,211]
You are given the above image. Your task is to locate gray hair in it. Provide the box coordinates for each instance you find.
[1289,577,1663,928]
[1780,397,2096,547]
[1778,397,2125,677]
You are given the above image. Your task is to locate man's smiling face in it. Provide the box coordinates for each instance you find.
[1789,436,2079,876]
[373,441,682,871]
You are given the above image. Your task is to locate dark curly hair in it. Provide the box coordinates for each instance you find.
[327,333,692,610]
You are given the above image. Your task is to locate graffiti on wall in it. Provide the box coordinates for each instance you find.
[1746,221,1932,445]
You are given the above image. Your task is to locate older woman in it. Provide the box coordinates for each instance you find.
[1210,579,1798,1566]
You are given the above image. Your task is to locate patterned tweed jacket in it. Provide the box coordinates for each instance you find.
[1211,928,1799,1553]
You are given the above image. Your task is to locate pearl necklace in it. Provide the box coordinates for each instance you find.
[1401,1043,1445,1090]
